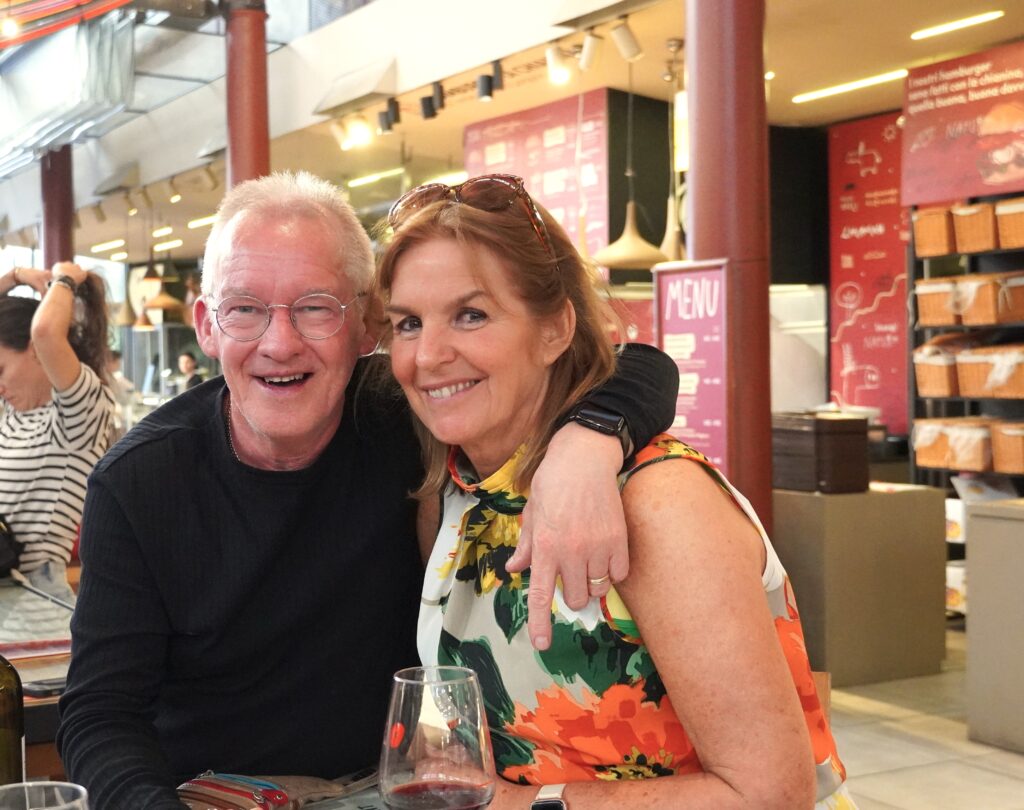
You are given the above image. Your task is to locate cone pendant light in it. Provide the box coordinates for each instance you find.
[593,64,668,270]
[660,194,683,261]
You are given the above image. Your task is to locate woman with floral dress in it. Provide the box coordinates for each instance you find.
[375,175,856,809]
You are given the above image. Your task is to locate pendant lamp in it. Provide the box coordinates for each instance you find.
[592,63,668,270]
[114,258,136,326]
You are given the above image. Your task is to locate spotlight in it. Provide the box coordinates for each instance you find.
[610,18,643,62]
[378,110,392,134]
[386,97,401,125]
[420,96,437,119]
[546,44,572,85]
[579,30,602,71]
[491,60,504,91]
[432,81,445,110]
[477,74,493,102]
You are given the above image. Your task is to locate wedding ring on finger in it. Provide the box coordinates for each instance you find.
[588,574,611,587]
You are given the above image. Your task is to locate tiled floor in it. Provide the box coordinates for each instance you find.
[833,626,1024,809]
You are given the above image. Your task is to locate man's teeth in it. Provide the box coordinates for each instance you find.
[263,374,305,384]
[427,381,477,399]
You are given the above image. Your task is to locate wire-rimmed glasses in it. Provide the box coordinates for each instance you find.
[210,292,364,342]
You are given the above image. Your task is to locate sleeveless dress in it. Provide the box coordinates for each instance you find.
[418,435,857,808]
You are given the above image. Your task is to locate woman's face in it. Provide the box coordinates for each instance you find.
[386,237,571,477]
[0,344,51,411]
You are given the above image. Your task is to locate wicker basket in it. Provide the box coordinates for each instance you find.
[995,197,1024,249]
[951,203,998,253]
[992,422,1024,473]
[913,417,993,471]
[912,207,955,258]
[914,277,961,326]
[957,271,1024,324]
[913,333,988,397]
[955,343,1024,398]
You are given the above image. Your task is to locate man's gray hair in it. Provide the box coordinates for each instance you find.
[200,171,373,297]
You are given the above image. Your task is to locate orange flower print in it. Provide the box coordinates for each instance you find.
[501,682,700,784]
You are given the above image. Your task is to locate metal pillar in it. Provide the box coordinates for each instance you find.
[685,0,772,528]
[224,0,270,188]
[41,145,74,268]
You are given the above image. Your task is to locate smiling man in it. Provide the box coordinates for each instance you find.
[57,172,678,809]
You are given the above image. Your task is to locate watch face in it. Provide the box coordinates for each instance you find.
[531,801,567,810]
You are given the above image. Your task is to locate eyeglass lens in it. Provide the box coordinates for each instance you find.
[215,294,347,341]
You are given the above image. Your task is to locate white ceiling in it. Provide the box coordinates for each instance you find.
[59,0,1024,266]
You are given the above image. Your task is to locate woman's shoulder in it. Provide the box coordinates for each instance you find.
[621,434,724,485]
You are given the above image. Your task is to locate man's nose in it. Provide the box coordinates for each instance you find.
[259,307,304,352]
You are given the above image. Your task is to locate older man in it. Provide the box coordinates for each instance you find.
[58,172,677,809]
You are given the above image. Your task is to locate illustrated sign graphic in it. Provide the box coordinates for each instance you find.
[829,111,909,435]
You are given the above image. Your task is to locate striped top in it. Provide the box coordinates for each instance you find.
[0,364,115,570]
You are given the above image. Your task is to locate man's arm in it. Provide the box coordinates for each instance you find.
[507,343,678,650]
[58,476,185,810]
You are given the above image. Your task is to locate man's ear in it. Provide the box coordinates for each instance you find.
[357,295,385,356]
[193,296,220,359]
[540,298,576,366]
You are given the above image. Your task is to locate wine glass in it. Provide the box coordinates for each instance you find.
[0,781,88,810]
[379,665,496,810]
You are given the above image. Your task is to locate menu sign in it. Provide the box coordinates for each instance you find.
[464,89,609,262]
[902,40,1024,205]
[829,112,909,435]
[653,260,729,474]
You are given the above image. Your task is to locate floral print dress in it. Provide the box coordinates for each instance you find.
[418,435,856,808]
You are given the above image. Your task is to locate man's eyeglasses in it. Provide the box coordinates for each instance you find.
[387,174,559,267]
[211,293,364,342]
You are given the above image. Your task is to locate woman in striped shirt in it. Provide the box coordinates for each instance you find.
[0,263,116,605]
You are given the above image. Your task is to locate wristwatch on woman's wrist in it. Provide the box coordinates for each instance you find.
[531,783,567,809]
[560,402,631,458]
[47,275,78,295]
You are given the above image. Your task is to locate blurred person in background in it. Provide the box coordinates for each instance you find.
[178,351,203,390]
[107,349,136,436]
[0,264,116,605]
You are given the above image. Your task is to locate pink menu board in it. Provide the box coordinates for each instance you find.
[902,40,1024,205]
[463,89,609,262]
[828,111,909,435]
[653,260,729,475]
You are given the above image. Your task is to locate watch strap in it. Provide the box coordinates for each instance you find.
[560,402,630,458]
[48,275,78,295]
[531,783,567,809]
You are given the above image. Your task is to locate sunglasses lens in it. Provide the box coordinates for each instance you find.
[457,176,519,212]
[388,184,449,226]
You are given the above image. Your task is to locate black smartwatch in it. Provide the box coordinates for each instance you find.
[560,402,630,458]
[531,783,567,809]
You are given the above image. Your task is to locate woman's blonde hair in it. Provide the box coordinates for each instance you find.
[374,192,620,496]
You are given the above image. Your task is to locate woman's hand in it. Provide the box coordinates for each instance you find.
[51,261,88,288]
[8,266,51,295]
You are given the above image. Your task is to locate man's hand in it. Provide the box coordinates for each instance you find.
[506,423,629,651]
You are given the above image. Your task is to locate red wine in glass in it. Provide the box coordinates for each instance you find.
[384,780,493,810]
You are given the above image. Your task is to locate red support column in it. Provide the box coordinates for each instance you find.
[225,0,270,189]
[685,0,772,528]
[40,145,74,269]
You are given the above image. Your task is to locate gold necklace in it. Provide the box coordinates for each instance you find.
[224,395,241,462]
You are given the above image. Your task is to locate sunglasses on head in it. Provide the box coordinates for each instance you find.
[387,174,559,266]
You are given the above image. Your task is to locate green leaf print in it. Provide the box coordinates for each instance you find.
[538,620,640,695]
[493,579,527,642]
[439,631,535,769]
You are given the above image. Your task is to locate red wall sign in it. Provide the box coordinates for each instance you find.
[902,39,1024,205]
[828,111,910,435]
[653,260,729,475]
[463,89,609,262]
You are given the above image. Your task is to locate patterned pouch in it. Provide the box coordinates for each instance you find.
[177,772,345,810]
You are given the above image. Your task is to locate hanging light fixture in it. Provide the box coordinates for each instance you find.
[592,63,668,270]
[661,38,685,262]
[476,74,493,102]
[610,17,643,62]
[546,44,572,85]
[386,97,401,125]
[420,96,437,119]
[579,30,602,71]
[133,299,154,331]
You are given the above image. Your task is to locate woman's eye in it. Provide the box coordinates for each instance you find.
[456,308,487,327]
[392,316,421,336]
